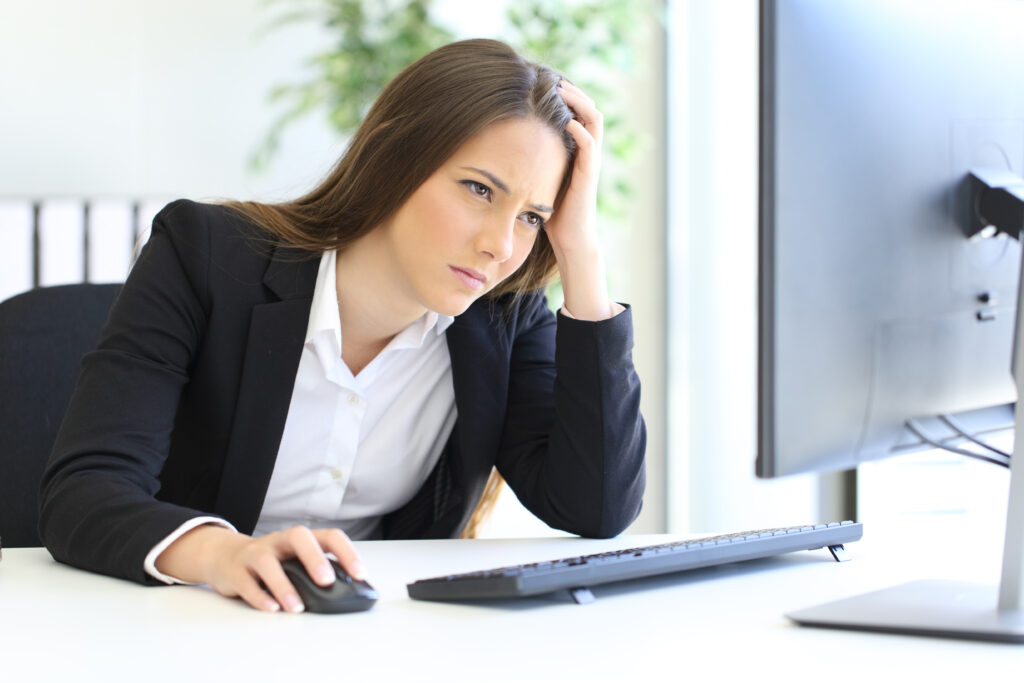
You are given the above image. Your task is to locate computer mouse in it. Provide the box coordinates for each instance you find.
[280,557,379,614]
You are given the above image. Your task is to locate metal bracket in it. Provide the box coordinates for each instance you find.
[568,587,596,604]
[828,544,850,562]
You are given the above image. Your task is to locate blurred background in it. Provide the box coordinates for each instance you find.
[6,0,985,541]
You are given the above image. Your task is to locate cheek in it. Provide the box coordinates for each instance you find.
[416,193,478,249]
[498,232,540,278]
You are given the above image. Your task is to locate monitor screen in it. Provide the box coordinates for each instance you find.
[757,0,1024,479]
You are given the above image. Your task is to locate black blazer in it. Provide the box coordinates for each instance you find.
[39,199,646,585]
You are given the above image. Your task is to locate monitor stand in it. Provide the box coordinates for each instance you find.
[787,169,1024,643]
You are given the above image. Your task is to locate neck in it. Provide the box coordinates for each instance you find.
[334,229,427,351]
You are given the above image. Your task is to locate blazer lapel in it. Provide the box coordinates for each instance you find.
[443,303,510,515]
[215,249,318,532]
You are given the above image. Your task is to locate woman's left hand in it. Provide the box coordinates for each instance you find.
[544,81,616,321]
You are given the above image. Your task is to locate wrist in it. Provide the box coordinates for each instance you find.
[554,246,615,321]
[155,524,239,584]
[548,231,601,264]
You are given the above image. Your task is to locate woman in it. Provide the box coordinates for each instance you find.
[39,39,645,613]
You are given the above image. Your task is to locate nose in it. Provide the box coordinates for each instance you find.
[476,215,515,263]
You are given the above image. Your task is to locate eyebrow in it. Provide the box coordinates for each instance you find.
[461,166,554,215]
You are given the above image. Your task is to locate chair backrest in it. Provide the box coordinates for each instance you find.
[0,283,121,547]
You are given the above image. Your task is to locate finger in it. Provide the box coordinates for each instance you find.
[566,117,593,147]
[231,566,284,613]
[558,82,603,139]
[559,84,596,122]
[251,553,305,614]
[565,119,599,177]
[558,78,590,102]
[281,526,337,587]
[314,527,367,581]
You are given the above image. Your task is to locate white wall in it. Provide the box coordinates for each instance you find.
[667,0,821,533]
[622,10,667,535]
[1,0,667,537]
[0,0,343,201]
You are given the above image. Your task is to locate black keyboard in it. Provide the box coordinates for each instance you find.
[407,521,863,603]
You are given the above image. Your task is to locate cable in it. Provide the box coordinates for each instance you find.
[904,419,1010,469]
[938,413,1012,460]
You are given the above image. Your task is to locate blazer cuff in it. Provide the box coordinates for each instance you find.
[143,516,237,585]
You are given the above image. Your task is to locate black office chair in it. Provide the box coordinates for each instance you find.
[0,283,121,547]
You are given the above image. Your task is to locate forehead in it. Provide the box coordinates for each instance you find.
[445,117,567,204]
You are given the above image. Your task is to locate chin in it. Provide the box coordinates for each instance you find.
[435,301,474,317]
[428,291,482,318]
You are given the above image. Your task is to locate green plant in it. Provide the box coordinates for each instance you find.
[252,0,455,170]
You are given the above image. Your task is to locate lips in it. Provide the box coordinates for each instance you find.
[449,265,487,291]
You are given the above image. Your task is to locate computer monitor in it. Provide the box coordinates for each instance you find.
[757,0,1024,641]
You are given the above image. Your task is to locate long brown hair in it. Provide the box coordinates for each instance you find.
[224,38,577,298]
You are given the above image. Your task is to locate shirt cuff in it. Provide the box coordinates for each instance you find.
[559,302,627,321]
[143,516,237,585]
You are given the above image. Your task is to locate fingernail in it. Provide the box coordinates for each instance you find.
[265,600,281,612]
[351,562,367,581]
[284,594,305,614]
[317,565,335,584]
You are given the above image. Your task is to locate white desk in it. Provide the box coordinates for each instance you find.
[2,525,1021,682]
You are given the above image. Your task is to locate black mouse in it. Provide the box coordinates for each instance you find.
[280,557,379,614]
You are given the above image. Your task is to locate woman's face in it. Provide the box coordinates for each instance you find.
[380,116,567,317]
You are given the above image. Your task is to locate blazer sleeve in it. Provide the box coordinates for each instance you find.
[495,294,646,538]
[38,200,223,584]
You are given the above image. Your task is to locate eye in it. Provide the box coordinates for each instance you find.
[521,212,546,230]
[461,180,492,200]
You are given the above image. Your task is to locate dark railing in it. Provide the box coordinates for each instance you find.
[3,198,167,300]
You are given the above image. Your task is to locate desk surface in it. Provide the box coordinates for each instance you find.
[2,524,1021,682]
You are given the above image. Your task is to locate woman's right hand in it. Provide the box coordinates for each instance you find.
[154,524,365,613]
